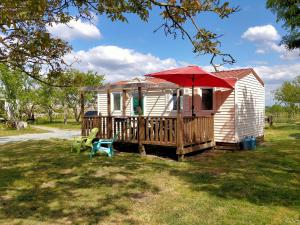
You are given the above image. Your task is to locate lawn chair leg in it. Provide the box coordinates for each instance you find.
[108,146,113,157]
[89,149,95,159]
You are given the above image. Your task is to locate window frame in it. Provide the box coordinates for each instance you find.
[201,88,214,111]
[171,89,184,111]
[111,92,122,112]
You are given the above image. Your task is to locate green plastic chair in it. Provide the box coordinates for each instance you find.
[71,128,99,154]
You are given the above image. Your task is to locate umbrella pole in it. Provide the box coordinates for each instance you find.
[192,75,195,117]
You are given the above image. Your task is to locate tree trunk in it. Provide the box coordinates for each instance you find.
[64,107,68,124]
[73,107,80,123]
[48,108,53,123]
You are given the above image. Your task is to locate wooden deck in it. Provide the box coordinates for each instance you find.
[82,115,215,160]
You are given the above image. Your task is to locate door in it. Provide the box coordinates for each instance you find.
[132,92,144,115]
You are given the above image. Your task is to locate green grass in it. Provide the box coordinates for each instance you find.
[34,120,80,130]
[0,125,47,136]
[0,123,299,224]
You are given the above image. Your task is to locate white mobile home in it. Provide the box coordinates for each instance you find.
[96,68,264,148]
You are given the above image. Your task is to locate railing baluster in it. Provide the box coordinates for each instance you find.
[164,119,168,143]
[150,118,153,141]
[145,117,149,141]
[159,118,163,143]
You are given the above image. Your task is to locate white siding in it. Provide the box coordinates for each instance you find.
[145,91,171,116]
[214,89,236,143]
[98,93,108,116]
[97,92,131,116]
[98,90,172,116]
[236,74,265,141]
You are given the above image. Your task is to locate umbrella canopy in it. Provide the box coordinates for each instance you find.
[145,65,234,88]
[145,65,234,116]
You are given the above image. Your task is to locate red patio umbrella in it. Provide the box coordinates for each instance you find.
[145,65,234,116]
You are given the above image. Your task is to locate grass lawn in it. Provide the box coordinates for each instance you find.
[0,123,299,225]
[0,125,47,137]
[35,120,80,130]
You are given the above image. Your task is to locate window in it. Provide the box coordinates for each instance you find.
[172,90,183,110]
[201,88,213,110]
[112,93,121,111]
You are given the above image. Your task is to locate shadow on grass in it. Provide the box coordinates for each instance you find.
[170,137,300,208]
[270,123,300,130]
[114,142,179,161]
[0,140,160,224]
[1,122,300,223]
[289,133,300,139]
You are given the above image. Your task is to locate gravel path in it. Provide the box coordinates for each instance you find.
[0,126,80,145]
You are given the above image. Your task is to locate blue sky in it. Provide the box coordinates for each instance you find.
[48,0,300,105]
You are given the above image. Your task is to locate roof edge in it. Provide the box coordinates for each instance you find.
[213,68,264,86]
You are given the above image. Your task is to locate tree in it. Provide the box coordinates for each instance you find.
[266,0,300,50]
[0,64,21,120]
[58,70,104,123]
[0,64,37,120]
[37,84,60,122]
[0,0,239,86]
[0,64,40,121]
[274,75,300,115]
[18,78,40,120]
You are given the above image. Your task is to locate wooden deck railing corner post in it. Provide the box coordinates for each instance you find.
[176,114,184,161]
[138,86,146,156]
[138,115,146,156]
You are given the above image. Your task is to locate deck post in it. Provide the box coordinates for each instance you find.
[176,89,184,161]
[122,89,127,117]
[138,86,146,156]
[80,91,85,136]
[107,89,113,138]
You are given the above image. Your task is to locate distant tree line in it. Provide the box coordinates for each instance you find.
[267,75,300,122]
[0,64,104,124]
[273,75,300,113]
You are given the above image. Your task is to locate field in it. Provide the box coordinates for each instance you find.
[0,124,47,137]
[0,123,299,224]
[35,120,81,130]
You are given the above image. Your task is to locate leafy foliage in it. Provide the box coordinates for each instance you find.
[274,75,300,113]
[0,0,239,85]
[0,64,38,120]
[0,65,104,122]
[57,70,104,122]
[266,0,300,50]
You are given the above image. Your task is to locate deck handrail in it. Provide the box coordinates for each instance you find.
[82,115,214,147]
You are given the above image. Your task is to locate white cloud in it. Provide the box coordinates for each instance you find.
[253,63,300,83]
[65,44,300,105]
[256,49,267,54]
[64,45,184,82]
[248,63,300,105]
[242,25,280,42]
[47,19,101,41]
[242,25,300,61]
[257,42,300,60]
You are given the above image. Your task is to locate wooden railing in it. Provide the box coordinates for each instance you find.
[182,116,214,145]
[82,115,214,147]
[142,117,177,145]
